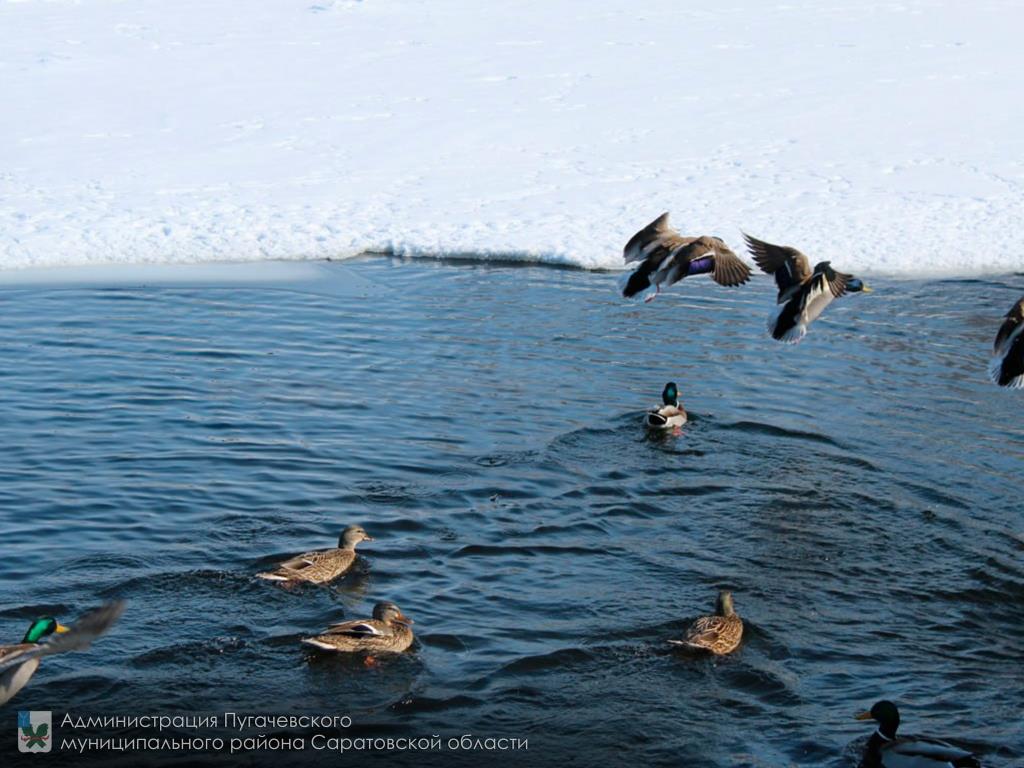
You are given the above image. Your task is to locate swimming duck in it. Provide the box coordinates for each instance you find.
[622,213,751,301]
[257,524,373,585]
[0,601,126,705]
[301,601,414,654]
[669,590,743,655]
[744,233,870,343]
[855,700,980,768]
[989,297,1024,388]
[646,382,687,429]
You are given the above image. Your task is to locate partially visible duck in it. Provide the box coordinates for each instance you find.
[622,213,751,301]
[855,700,981,767]
[669,590,743,655]
[0,601,126,705]
[646,382,687,429]
[257,524,373,585]
[989,297,1024,388]
[301,601,414,654]
[744,233,870,343]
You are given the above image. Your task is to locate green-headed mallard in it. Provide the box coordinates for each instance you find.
[301,601,414,654]
[257,524,373,585]
[646,382,687,429]
[989,297,1024,388]
[669,590,742,655]
[744,233,870,343]
[855,700,980,767]
[622,213,751,301]
[0,601,126,705]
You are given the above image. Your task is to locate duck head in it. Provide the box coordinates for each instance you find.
[846,277,872,294]
[373,601,413,627]
[339,525,374,549]
[715,590,736,617]
[22,616,70,644]
[662,382,680,407]
[855,700,900,740]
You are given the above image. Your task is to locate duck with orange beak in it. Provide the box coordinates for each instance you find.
[0,601,126,705]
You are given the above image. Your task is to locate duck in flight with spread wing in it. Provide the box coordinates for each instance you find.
[989,297,1024,388]
[744,233,871,343]
[621,213,752,301]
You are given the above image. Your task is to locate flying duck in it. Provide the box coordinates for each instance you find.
[855,700,980,767]
[622,213,751,301]
[0,601,126,705]
[989,297,1024,388]
[744,233,870,343]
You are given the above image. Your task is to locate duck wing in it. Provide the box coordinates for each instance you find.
[994,299,1024,353]
[324,619,389,637]
[816,262,853,298]
[710,240,753,287]
[276,549,335,572]
[667,237,751,287]
[884,736,980,767]
[994,315,1020,354]
[0,602,125,673]
[743,234,812,298]
[623,212,675,264]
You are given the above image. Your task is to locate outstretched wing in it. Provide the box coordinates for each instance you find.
[743,234,812,296]
[710,240,752,287]
[623,212,675,264]
[0,602,126,672]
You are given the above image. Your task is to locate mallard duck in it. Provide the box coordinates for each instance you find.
[989,297,1024,388]
[744,233,870,343]
[0,601,126,705]
[668,590,743,655]
[622,213,751,301]
[257,524,373,585]
[646,382,687,429]
[855,700,980,767]
[301,601,414,654]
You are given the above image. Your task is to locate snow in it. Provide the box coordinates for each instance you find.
[1,0,1023,275]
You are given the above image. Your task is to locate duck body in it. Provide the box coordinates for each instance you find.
[302,602,414,654]
[0,601,125,705]
[622,213,751,301]
[745,234,869,343]
[646,382,687,429]
[989,297,1024,388]
[257,525,372,585]
[669,590,743,655]
[856,701,980,768]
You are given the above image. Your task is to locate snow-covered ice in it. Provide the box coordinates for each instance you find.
[2,0,1022,275]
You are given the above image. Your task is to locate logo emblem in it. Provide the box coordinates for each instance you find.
[18,711,52,753]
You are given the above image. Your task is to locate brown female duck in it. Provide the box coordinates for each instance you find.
[302,601,414,654]
[257,524,373,585]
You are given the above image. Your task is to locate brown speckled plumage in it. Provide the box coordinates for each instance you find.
[670,590,743,656]
[257,525,372,585]
[302,602,414,654]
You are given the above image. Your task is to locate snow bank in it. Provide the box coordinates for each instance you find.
[2,0,1022,275]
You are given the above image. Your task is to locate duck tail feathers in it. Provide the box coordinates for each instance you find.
[621,262,655,299]
[990,355,1024,388]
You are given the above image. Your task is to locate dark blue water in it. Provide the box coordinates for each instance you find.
[1,258,1022,767]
